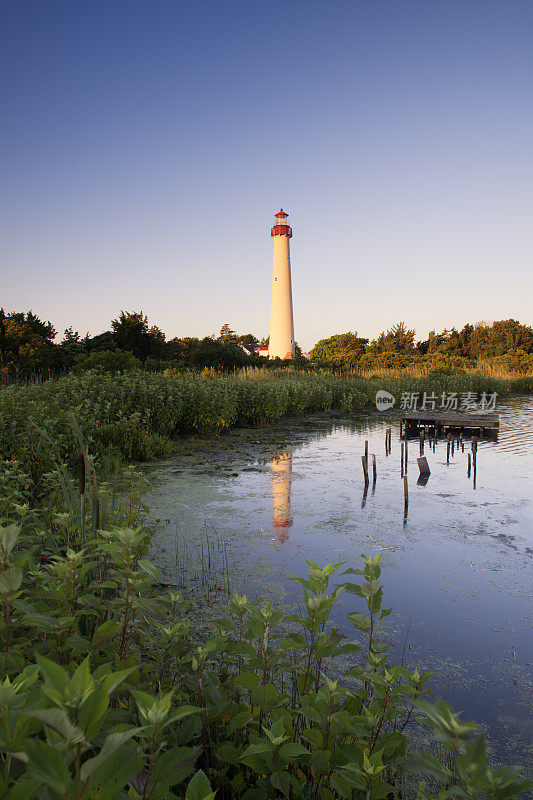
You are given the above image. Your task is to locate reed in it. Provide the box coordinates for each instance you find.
[1,370,530,498]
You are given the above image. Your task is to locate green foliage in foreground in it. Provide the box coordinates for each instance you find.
[0,451,530,799]
[1,370,532,501]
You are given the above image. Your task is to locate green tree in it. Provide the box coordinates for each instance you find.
[59,327,84,370]
[218,323,238,344]
[111,311,151,360]
[310,332,367,368]
[84,330,116,353]
[370,321,416,353]
[0,311,58,376]
[148,325,166,359]
[237,333,259,349]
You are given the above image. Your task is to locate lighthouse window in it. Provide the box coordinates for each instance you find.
[274,277,277,281]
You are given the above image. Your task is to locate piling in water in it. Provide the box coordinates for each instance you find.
[362,455,369,486]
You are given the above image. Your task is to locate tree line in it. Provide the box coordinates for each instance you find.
[0,310,285,377]
[310,320,533,374]
[1,309,532,377]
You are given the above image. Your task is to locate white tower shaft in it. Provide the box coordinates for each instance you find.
[269,210,295,359]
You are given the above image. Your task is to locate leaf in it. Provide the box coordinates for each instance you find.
[0,567,22,594]
[138,558,159,580]
[68,656,93,700]
[92,620,120,646]
[343,582,364,597]
[348,613,371,632]
[270,770,293,798]
[1,778,41,800]
[239,741,272,772]
[409,751,451,782]
[217,741,239,764]
[232,671,259,689]
[228,710,251,733]
[27,708,85,744]
[278,742,310,763]
[86,745,143,800]
[370,783,395,799]
[152,745,201,784]
[101,666,137,695]
[34,652,68,693]
[0,525,20,559]
[79,685,109,739]
[163,705,201,729]
[80,728,143,780]
[23,739,73,794]
[185,768,216,800]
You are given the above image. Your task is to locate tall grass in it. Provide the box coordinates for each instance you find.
[1,369,531,497]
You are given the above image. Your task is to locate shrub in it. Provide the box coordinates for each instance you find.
[73,349,141,374]
[0,427,530,798]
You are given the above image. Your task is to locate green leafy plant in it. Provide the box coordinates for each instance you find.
[0,433,529,799]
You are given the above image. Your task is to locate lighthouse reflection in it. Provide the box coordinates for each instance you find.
[271,452,293,542]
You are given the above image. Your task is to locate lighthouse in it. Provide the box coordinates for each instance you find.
[269,209,295,359]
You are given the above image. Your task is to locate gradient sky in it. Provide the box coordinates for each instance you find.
[1,0,532,350]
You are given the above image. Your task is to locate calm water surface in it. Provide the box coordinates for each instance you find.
[146,396,532,770]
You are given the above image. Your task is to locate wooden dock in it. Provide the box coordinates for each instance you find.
[400,411,499,438]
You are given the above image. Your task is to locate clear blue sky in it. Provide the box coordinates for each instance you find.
[1,0,532,350]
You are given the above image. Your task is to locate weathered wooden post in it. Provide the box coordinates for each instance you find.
[417,456,430,477]
[361,455,369,487]
[446,434,451,464]
[401,441,404,477]
[403,476,409,512]
[372,454,377,485]
[467,452,471,477]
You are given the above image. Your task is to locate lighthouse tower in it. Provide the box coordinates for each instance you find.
[269,209,295,359]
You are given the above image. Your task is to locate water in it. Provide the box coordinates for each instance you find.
[146,396,533,770]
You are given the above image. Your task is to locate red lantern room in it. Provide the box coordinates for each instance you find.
[271,208,292,238]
